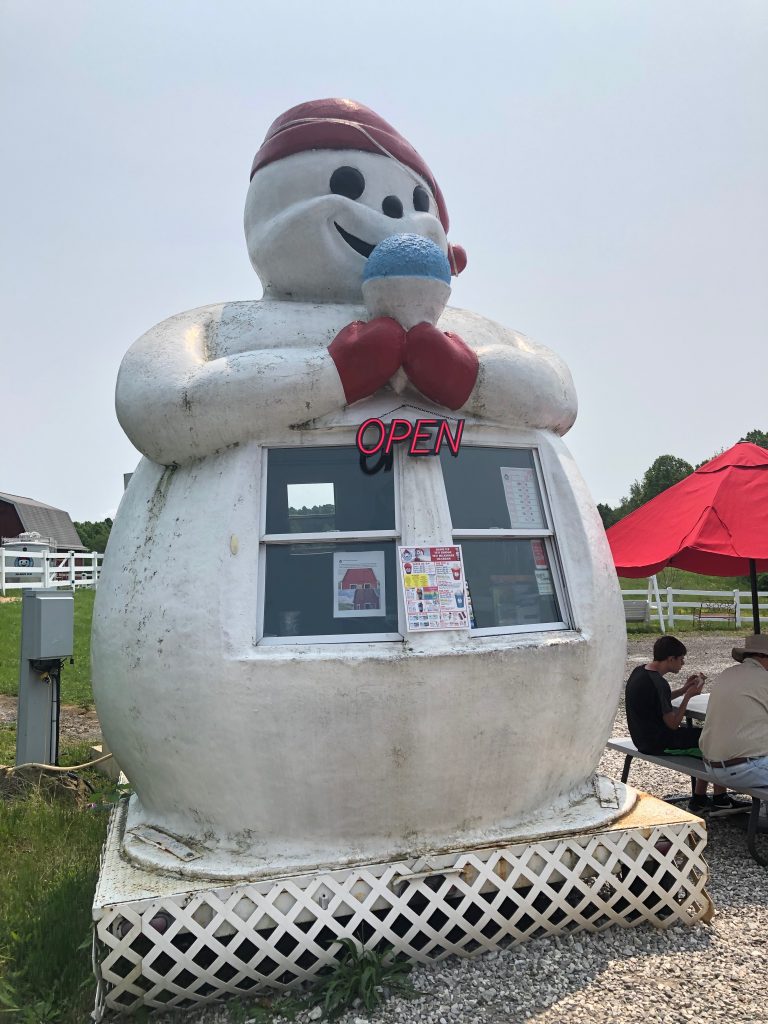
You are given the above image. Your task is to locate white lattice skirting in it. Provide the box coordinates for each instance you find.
[92,793,712,1018]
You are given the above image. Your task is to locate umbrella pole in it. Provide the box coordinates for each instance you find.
[750,559,760,634]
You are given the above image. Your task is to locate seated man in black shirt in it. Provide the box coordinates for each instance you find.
[625,634,741,814]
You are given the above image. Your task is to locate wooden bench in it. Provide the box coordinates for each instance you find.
[623,600,650,625]
[693,601,736,627]
[607,737,768,865]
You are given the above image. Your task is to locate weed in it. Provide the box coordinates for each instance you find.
[308,938,414,1020]
[0,726,14,767]
[0,952,60,1022]
[89,780,131,810]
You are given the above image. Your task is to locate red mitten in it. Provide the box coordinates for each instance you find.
[403,323,479,410]
[328,317,406,405]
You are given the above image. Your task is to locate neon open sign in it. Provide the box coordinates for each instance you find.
[356,418,464,458]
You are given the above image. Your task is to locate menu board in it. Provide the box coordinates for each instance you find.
[501,467,545,529]
[399,546,469,631]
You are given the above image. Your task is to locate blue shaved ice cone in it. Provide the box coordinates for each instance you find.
[362,234,451,330]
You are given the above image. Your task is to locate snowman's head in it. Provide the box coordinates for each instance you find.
[244,99,467,303]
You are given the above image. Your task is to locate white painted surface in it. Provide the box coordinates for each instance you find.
[362,276,450,330]
[93,113,625,876]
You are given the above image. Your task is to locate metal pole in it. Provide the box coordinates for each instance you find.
[750,558,760,634]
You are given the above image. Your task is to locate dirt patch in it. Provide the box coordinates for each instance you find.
[0,694,102,746]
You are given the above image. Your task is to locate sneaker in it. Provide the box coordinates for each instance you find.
[709,794,751,817]
[688,796,712,815]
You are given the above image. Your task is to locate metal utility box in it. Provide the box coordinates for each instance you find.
[22,590,74,658]
[16,589,74,766]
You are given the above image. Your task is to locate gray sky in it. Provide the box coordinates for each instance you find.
[2,1,766,522]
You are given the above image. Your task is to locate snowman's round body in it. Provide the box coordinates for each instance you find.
[92,101,626,879]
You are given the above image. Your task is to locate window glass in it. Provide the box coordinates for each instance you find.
[267,448,395,534]
[440,448,546,530]
[462,539,562,628]
[264,542,398,637]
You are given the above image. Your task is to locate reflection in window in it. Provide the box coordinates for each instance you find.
[286,482,335,533]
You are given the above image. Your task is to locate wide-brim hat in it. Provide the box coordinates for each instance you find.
[732,634,768,662]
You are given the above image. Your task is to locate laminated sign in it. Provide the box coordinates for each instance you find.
[399,546,469,631]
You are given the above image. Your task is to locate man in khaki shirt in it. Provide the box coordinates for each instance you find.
[700,634,768,791]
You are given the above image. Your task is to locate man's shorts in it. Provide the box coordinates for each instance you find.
[662,724,703,758]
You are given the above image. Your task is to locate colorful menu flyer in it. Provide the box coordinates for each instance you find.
[398,546,469,631]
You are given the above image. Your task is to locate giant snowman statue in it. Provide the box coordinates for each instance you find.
[93,99,627,880]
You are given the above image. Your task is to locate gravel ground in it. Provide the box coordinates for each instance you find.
[148,633,768,1024]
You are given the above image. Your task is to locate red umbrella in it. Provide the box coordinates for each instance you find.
[607,442,768,632]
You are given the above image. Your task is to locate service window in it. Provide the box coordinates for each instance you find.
[439,447,568,633]
[261,448,400,642]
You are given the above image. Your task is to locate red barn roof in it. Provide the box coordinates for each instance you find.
[341,567,378,588]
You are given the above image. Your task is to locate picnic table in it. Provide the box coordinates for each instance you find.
[672,692,708,722]
[610,691,768,864]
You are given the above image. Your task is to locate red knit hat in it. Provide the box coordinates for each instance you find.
[250,98,467,274]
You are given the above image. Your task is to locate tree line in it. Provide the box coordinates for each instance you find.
[73,518,113,553]
[597,428,768,529]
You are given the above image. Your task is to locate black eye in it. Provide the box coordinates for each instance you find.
[330,166,365,200]
[413,185,430,212]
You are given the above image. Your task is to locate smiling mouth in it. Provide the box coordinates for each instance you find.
[334,222,375,258]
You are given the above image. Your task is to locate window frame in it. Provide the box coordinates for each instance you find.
[443,444,571,636]
[257,444,403,646]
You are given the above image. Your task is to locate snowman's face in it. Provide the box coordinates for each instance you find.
[244,150,448,303]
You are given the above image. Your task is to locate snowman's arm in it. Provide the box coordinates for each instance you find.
[462,339,578,434]
[115,311,346,464]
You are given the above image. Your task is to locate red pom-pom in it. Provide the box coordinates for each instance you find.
[448,244,467,276]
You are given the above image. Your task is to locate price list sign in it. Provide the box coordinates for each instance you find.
[501,467,545,529]
[399,546,469,631]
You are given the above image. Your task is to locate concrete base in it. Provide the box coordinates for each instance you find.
[92,786,712,1018]
[120,775,636,881]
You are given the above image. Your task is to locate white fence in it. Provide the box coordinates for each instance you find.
[623,578,768,631]
[0,548,103,594]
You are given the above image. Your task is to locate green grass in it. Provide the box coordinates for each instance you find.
[0,724,15,766]
[0,737,110,1023]
[619,568,753,593]
[0,590,95,707]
